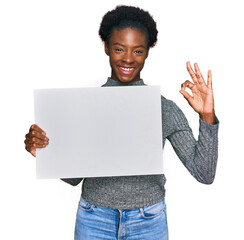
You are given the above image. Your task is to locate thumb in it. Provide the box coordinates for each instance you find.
[31,149,36,157]
[179,89,192,102]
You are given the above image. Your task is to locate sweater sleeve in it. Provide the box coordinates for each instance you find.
[163,100,219,184]
[61,178,83,186]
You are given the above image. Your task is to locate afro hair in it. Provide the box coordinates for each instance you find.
[99,5,158,48]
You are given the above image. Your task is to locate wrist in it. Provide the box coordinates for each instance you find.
[199,112,216,125]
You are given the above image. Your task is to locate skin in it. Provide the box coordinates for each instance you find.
[24,124,49,157]
[180,61,216,125]
[105,28,149,83]
[24,27,216,157]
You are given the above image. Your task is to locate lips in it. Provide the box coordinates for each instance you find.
[118,66,135,75]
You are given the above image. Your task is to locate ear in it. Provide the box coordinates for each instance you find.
[104,42,109,56]
[145,48,149,59]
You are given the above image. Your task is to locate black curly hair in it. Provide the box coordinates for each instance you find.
[99,5,158,48]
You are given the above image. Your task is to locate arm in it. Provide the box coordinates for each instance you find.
[165,61,219,184]
[61,178,83,186]
[25,124,83,186]
[165,101,219,184]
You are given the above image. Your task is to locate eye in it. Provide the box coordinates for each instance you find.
[135,50,144,54]
[115,48,123,52]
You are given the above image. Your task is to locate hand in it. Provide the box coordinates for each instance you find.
[24,124,49,157]
[180,61,215,124]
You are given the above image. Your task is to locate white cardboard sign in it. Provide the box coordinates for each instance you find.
[34,86,163,179]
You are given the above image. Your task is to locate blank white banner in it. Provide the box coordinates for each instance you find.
[34,85,163,179]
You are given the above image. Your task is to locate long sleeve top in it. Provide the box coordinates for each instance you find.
[62,78,219,209]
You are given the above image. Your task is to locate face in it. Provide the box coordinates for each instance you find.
[105,28,149,83]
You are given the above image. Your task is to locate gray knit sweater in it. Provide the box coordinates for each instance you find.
[62,78,219,209]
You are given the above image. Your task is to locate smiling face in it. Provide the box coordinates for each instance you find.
[105,28,149,83]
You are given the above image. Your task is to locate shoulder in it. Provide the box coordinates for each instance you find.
[161,96,182,113]
[161,96,190,132]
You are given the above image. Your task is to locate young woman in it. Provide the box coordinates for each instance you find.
[24,5,219,240]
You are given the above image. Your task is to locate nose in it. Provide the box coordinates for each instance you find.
[122,51,134,64]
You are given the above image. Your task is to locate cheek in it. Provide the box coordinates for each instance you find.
[109,52,116,62]
[109,55,121,69]
[138,58,146,67]
[109,58,116,68]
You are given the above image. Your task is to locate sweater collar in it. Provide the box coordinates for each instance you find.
[102,77,146,87]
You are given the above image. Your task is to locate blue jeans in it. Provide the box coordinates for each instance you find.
[75,197,168,240]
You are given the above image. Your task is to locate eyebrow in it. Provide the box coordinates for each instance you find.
[112,42,146,49]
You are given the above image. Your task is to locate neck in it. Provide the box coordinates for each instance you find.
[102,77,146,87]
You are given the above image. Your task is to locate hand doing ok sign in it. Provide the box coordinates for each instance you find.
[180,61,216,125]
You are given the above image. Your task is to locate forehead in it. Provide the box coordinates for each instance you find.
[109,28,148,47]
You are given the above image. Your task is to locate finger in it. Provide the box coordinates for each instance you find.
[26,136,49,145]
[33,142,48,148]
[186,61,199,85]
[25,139,49,157]
[207,70,212,88]
[26,128,49,144]
[181,80,195,90]
[194,63,205,85]
[27,142,49,151]
[31,151,36,157]
[24,137,49,148]
[25,145,36,157]
[29,124,46,136]
[25,133,49,144]
[30,130,49,141]
[179,89,193,103]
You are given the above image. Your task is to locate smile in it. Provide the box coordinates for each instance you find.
[120,67,134,71]
[118,66,135,74]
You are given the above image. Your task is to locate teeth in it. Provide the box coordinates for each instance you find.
[120,67,134,71]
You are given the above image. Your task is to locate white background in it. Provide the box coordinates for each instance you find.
[0,0,243,239]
